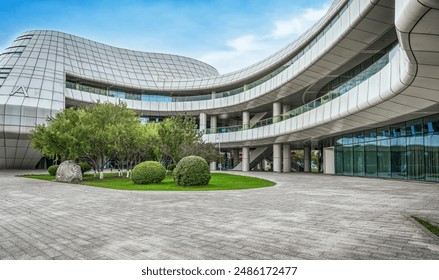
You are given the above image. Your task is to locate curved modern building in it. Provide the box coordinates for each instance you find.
[1,0,439,182]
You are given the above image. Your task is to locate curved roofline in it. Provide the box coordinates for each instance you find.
[20,29,220,77]
[21,0,349,94]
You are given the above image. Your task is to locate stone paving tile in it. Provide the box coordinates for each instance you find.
[1,170,439,259]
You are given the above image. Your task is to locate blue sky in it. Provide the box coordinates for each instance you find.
[0,0,330,73]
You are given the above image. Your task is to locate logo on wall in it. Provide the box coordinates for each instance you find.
[10,86,29,97]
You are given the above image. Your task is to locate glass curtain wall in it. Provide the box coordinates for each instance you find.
[334,114,439,182]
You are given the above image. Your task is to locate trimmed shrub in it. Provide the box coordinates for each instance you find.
[48,165,59,176]
[131,161,166,184]
[78,162,92,174]
[174,156,211,187]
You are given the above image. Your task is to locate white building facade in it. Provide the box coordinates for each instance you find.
[1,0,439,181]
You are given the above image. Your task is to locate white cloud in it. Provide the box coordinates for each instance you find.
[199,35,273,74]
[198,3,330,74]
[272,5,330,38]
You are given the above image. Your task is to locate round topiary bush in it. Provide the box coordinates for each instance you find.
[78,162,92,174]
[174,156,211,187]
[48,165,59,176]
[131,161,166,184]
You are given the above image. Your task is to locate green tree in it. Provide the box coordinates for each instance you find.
[111,122,161,178]
[31,101,143,179]
[157,114,202,165]
[31,108,82,162]
[181,142,223,164]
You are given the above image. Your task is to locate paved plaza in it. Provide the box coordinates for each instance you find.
[1,170,439,260]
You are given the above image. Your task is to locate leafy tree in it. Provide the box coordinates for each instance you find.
[31,108,82,161]
[111,122,161,178]
[31,101,143,179]
[157,114,202,165]
[181,142,223,164]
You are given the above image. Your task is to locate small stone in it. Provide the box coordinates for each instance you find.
[56,160,82,183]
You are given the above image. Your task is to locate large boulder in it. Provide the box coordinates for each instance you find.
[56,160,83,183]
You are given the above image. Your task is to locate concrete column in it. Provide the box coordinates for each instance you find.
[210,162,217,171]
[243,111,250,129]
[273,143,282,172]
[210,115,217,133]
[282,104,291,114]
[211,91,216,100]
[199,113,207,131]
[304,146,312,173]
[283,143,291,173]
[273,102,282,123]
[242,147,250,172]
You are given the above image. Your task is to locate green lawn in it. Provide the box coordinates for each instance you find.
[22,172,275,191]
[412,216,439,237]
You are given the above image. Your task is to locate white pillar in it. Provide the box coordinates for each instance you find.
[242,147,250,172]
[199,113,207,131]
[273,102,281,123]
[304,146,311,173]
[210,162,217,171]
[273,143,282,172]
[283,143,291,173]
[282,104,291,114]
[323,147,335,174]
[243,111,250,129]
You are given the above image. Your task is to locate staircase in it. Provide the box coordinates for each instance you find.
[249,112,267,128]
[233,146,273,171]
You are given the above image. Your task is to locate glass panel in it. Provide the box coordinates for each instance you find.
[353,142,364,176]
[335,145,343,175]
[407,134,425,180]
[424,114,439,134]
[424,133,439,182]
[391,136,407,179]
[365,141,377,177]
[343,135,353,176]
[406,119,423,136]
[377,126,390,140]
[377,139,391,178]
[365,129,377,142]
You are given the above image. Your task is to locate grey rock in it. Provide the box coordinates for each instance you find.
[55,160,82,183]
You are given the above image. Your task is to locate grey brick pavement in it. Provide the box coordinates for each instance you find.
[1,170,439,259]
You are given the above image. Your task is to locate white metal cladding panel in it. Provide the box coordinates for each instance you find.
[390,53,405,94]
[273,122,280,135]
[338,92,349,118]
[329,96,340,120]
[320,102,331,123]
[349,0,361,26]
[296,114,304,130]
[357,80,369,110]
[359,0,371,17]
[364,72,379,107]
[309,108,317,127]
[325,28,334,51]
[347,86,360,114]
[379,63,392,101]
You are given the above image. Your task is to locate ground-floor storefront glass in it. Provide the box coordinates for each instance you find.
[333,113,439,182]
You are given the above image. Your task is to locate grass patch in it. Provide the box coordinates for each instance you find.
[412,216,439,237]
[22,172,275,191]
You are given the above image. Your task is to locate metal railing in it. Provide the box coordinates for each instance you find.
[205,46,398,134]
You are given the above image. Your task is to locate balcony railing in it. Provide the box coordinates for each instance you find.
[205,46,398,134]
